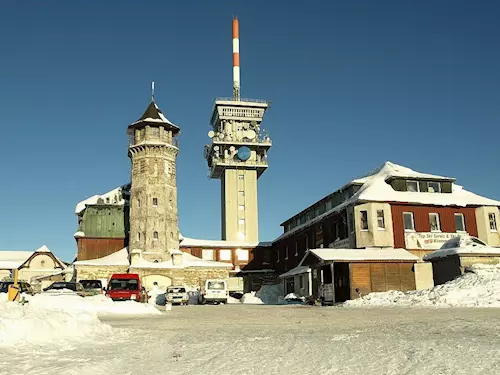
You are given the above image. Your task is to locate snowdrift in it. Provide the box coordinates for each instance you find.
[0,300,112,347]
[27,293,162,315]
[241,284,282,304]
[345,264,500,308]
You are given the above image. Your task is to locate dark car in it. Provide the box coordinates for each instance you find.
[0,281,34,295]
[43,281,85,296]
[79,279,104,296]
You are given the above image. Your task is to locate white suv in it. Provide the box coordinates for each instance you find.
[166,286,189,305]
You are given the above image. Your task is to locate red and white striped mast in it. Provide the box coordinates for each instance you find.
[232,17,240,101]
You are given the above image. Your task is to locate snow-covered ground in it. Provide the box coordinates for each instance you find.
[2,305,500,375]
[345,264,500,308]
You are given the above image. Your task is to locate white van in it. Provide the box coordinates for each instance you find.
[199,279,228,304]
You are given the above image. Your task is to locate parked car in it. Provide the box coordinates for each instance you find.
[0,281,34,295]
[166,286,189,305]
[79,279,104,296]
[43,281,85,296]
[105,273,141,302]
[199,279,228,304]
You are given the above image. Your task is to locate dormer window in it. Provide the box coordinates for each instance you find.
[406,181,419,192]
[428,182,441,193]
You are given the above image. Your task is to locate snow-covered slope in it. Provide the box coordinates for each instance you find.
[345,264,500,308]
[0,301,112,347]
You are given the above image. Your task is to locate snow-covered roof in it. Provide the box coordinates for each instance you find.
[74,248,233,269]
[305,248,419,262]
[180,236,266,248]
[275,161,500,243]
[128,101,179,132]
[0,246,64,270]
[73,248,130,266]
[423,235,500,261]
[278,266,310,279]
[75,184,129,214]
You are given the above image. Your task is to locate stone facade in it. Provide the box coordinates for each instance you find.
[128,102,181,262]
[75,265,129,281]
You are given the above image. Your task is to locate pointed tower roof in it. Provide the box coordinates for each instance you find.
[128,100,180,135]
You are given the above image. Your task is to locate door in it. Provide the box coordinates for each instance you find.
[334,262,350,303]
[285,278,294,295]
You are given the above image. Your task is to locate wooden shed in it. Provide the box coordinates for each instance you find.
[301,248,419,304]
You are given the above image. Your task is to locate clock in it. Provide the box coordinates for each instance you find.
[237,146,251,161]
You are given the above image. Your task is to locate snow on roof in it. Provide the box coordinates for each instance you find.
[305,248,419,262]
[129,101,179,131]
[73,248,130,267]
[423,235,500,261]
[278,265,310,279]
[275,161,500,243]
[180,237,263,248]
[75,185,128,214]
[0,246,62,270]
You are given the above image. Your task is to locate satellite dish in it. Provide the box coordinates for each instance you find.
[218,133,224,140]
[243,123,249,130]
[208,130,215,138]
[214,145,220,151]
[229,146,236,152]
[237,146,251,161]
[246,129,256,140]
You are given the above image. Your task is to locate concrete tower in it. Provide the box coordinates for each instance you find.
[204,18,272,243]
[128,87,181,262]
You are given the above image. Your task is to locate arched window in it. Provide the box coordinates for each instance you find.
[153,231,159,241]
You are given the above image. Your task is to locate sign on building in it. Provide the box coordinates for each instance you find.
[405,232,463,250]
[328,238,350,249]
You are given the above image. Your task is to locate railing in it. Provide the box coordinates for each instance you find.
[215,97,269,104]
[128,137,179,148]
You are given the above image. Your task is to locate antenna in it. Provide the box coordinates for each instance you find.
[151,81,155,101]
[232,17,240,101]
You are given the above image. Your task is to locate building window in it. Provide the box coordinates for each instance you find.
[406,181,419,192]
[277,248,280,263]
[403,212,415,231]
[152,198,158,207]
[137,199,141,208]
[295,241,299,256]
[305,235,309,251]
[236,249,249,261]
[455,213,466,232]
[348,213,355,233]
[219,249,232,261]
[360,210,369,231]
[428,182,441,193]
[238,205,245,211]
[137,232,141,241]
[202,249,214,260]
[153,231,159,240]
[285,246,289,260]
[299,275,304,289]
[238,191,245,198]
[377,210,385,230]
[489,213,498,232]
[326,199,332,210]
[238,175,244,180]
[429,213,441,232]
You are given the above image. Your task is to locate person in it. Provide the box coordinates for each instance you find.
[139,287,149,303]
[148,281,164,305]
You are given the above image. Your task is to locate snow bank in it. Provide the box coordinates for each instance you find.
[27,293,161,315]
[345,264,500,308]
[0,300,111,347]
[241,284,282,305]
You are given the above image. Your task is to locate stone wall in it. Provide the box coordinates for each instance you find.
[130,267,230,288]
[75,265,129,282]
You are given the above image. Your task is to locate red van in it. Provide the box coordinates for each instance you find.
[106,273,141,301]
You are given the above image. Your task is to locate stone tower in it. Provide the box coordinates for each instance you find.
[204,18,272,243]
[127,98,180,262]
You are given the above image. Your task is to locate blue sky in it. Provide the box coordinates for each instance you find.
[1,1,499,261]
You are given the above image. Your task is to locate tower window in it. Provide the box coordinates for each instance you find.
[153,231,159,241]
[153,198,158,207]
[238,175,244,180]
[238,205,245,211]
[138,199,141,208]
[137,232,141,241]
